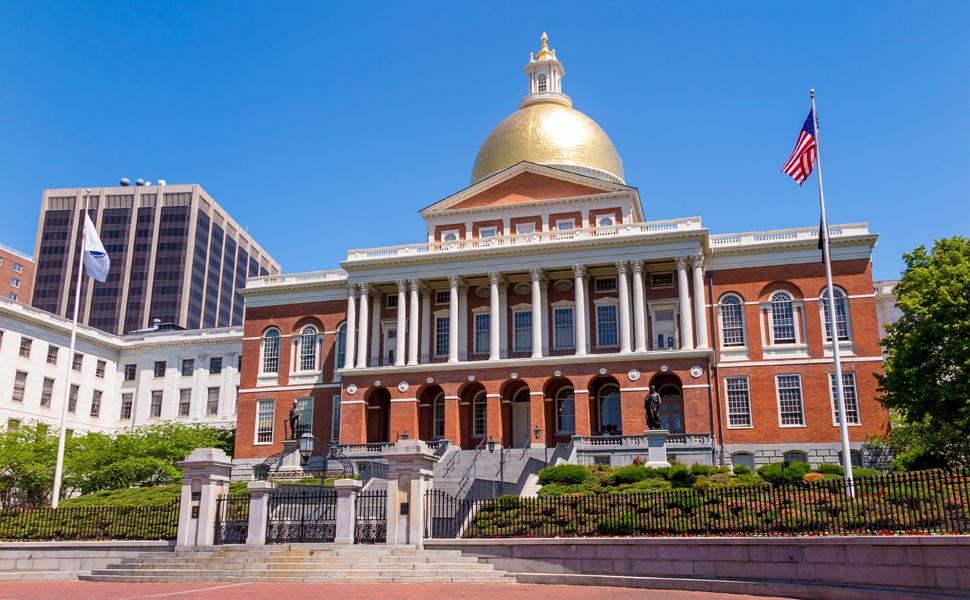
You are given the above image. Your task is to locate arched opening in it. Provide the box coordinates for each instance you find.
[458,382,486,449]
[649,373,685,433]
[365,387,390,444]
[505,383,532,448]
[417,384,444,441]
[500,379,527,448]
[543,377,574,445]
[590,376,621,435]
[261,327,281,374]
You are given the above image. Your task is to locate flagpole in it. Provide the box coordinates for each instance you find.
[810,89,855,496]
[51,190,89,508]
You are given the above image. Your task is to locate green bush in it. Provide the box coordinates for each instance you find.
[538,464,590,486]
[61,484,180,507]
[596,510,638,535]
[689,464,715,477]
[666,464,697,487]
[493,495,522,510]
[852,467,881,479]
[610,465,652,485]
[757,461,811,486]
[732,464,752,475]
[816,464,845,476]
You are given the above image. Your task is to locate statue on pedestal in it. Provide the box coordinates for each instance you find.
[288,399,302,440]
[646,386,663,430]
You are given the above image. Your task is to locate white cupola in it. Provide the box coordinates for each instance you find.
[521,32,572,109]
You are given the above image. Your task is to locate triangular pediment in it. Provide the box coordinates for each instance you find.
[420,162,635,216]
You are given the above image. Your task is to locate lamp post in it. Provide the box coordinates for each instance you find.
[299,432,315,465]
[487,437,505,495]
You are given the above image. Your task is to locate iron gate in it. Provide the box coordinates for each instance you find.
[214,494,250,545]
[266,486,337,544]
[354,489,386,543]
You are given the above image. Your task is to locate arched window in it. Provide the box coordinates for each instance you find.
[820,288,850,341]
[335,323,347,368]
[261,328,280,374]
[537,74,548,92]
[556,387,575,433]
[731,452,755,470]
[432,393,445,438]
[298,325,318,371]
[472,391,487,437]
[783,450,809,464]
[658,384,685,433]
[719,294,745,346]
[598,384,621,434]
[770,291,797,343]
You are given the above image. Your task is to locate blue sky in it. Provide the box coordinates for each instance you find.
[1,1,967,280]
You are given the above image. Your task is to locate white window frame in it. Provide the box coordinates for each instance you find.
[46,345,59,365]
[479,226,498,238]
[181,358,194,377]
[434,314,450,357]
[297,325,319,372]
[718,293,747,348]
[434,290,450,305]
[441,229,460,243]
[512,309,532,352]
[595,300,619,348]
[206,387,220,415]
[556,387,575,434]
[432,393,445,438]
[210,356,223,375]
[473,312,490,355]
[296,397,314,434]
[40,377,54,408]
[724,376,752,429]
[648,302,680,350]
[120,393,133,420]
[331,396,341,443]
[472,391,487,437]
[10,278,20,288]
[18,336,32,358]
[731,452,755,470]
[515,222,536,235]
[255,399,275,445]
[593,277,617,292]
[650,272,674,289]
[767,291,800,345]
[775,374,806,427]
[335,323,347,370]
[829,371,861,426]
[150,390,163,418]
[260,328,281,374]
[68,384,78,412]
[784,450,809,463]
[552,305,575,350]
[537,73,548,92]
[90,390,101,418]
[153,360,166,378]
[819,287,853,343]
[596,214,616,227]
[12,262,23,273]
[178,389,192,417]
[555,219,575,231]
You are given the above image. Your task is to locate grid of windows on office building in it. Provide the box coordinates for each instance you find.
[232,246,248,324]
[88,205,132,331]
[186,210,210,329]
[32,206,74,314]
[202,223,224,328]
[147,205,190,325]
[124,204,156,332]
[217,235,237,325]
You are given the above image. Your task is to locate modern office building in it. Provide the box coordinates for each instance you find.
[30,183,280,335]
[0,243,34,303]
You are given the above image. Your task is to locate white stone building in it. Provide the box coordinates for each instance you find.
[0,296,240,434]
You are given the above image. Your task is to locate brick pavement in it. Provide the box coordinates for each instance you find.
[0,582,793,600]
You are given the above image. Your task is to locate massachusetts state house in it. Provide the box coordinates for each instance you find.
[235,35,888,471]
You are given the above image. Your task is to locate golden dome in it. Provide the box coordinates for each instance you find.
[471,101,625,184]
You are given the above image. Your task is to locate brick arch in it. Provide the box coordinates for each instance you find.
[544,376,575,445]
[417,384,444,441]
[292,316,324,334]
[758,280,806,301]
[364,387,390,444]
[588,374,621,435]
[460,381,487,448]
[649,373,685,433]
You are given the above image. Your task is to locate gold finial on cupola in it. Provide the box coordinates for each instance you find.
[536,32,556,61]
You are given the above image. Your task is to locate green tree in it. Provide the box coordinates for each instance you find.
[878,237,970,468]
[0,423,57,507]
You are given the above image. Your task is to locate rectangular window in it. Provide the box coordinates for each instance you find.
[256,399,275,444]
[68,384,78,413]
[10,278,21,288]
[435,290,450,305]
[210,357,223,375]
[725,377,752,428]
[830,372,861,425]
[154,361,166,378]
[331,396,341,443]
[95,360,106,378]
[433,399,445,438]
[125,364,136,381]
[120,393,133,419]
[178,389,192,416]
[207,387,220,415]
[18,337,32,358]
[181,359,194,376]
[479,226,498,238]
[13,262,23,273]
[776,374,805,426]
[297,397,314,434]
[556,219,575,231]
[513,310,532,352]
[473,397,487,436]
[473,313,490,355]
[553,307,575,350]
[596,305,619,347]
[46,345,59,365]
[150,390,163,418]
[515,222,536,235]
[594,277,617,292]
[434,316,450,356]
[386,294,398,308]
[40,377,54,407]
[90,390,101,417]
[7,293,16,301]
[650,272,674,288]
[71,353,83,371]
[12,371,26,402]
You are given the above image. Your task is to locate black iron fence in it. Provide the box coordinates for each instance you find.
[462,470,970,538]
[0,501,180,541]
[214,494,250,545]
[265,486,337,544]
[355,489,387,543]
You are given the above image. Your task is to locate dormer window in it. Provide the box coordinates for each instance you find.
[537,74,548,92]
[441,230,460,243]
[515,223,536,235]
[479,226,498,238]
[596,215,616,227]
[556,219,575,231]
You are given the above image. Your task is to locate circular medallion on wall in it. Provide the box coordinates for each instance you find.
[510,372,518,379]
[659,365,669,373]
[475,286,489,299]
[374,380,382,387]
[426,377,434,384]
[690,365,704,379]
[599,367,608,375]
[553,370,562,377]
[513,282,531,296]
[628,369,641,382]
[398,381,410,393]
[346,384,358,395]
[552,279,573,293]
[467,374,476,382]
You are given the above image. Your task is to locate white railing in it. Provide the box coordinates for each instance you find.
[572,433,713,448]
[338,442,394,455]
[710,222,870,249]
[346,217,703,261]
[246,269,347,289]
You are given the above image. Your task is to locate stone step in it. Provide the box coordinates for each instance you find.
[123,555,484,565]
[93,567,505,578]
[112,561,496,571]
[80,573,516,584]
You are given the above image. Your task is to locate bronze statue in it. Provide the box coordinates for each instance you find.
[646,386,663,430]
[288,399,302,440]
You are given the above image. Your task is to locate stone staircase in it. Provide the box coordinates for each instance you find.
[79,544,516,584]
[433,447,552,498]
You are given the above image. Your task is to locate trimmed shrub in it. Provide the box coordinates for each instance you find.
[757,461,811,486]
[853,467,881,479]
[816,464,845,476]
[733,464,752,475]
[610,465,652,485]
[538,464,589,486]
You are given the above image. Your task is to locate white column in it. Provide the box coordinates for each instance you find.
[616,261,632,353]
[370,292,382,364]
[498,283,508,357]
[356,285,370,367]
[395,280,407,366]
[574,265,587,356]
[691,255,709,349]
[631,259,647,352]
[540,280,550,353]
[676,257,695,350]
[458,284,469,360]
[530,268,544,358]
[448,276,460,363]
[488,272,501,361]
[408,279,420,365]
[420,289,431,363]
[343,285,358,370]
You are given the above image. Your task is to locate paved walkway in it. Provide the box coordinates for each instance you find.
[0,582,793,600]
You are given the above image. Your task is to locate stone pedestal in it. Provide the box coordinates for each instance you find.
[246,480,274,545]
[334,479,362,545]
[176,448,234,547]
[278,439,302,471]
[645,429,671,468]
[384,440,438,548]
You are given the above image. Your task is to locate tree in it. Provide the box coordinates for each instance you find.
[878,237,970,468]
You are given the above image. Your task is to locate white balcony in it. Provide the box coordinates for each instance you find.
[709,222,871,249]
[246,269,347,290]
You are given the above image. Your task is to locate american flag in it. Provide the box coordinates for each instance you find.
[781,111,817,185]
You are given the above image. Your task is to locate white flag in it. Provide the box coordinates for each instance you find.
[82,214,110,283]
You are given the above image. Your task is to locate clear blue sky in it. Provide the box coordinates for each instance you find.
[1,1,967,280]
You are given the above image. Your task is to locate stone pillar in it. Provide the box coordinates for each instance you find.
[333,478,362,545]
[420,289,431,362]
[488,272,501,361]
[530,268,544,358]
[395,280,407,366]
[631,259,647,352]
[389,398,418,442]
[448,276,460,363]
[485,393,503,444]
[384,440,438,547]
[246,480,273,545]
[344,285,358,370]
[408,279,420,365]
[676,257,695,350]
[616,261,632,353]
[278,439,302,471]
[498,283,508,357]
[356,285,370,368]
[370,292,382,365]
[540,279,550,354]
[176,448,234,547]
[458,284,469,360]
[644,430,671,468]
[573,389,591,436]
[573,265,587,356]
[443,395,460,445]
[529,392,545,448]
[691,255,709,349]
